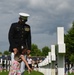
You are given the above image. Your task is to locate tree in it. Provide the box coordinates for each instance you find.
[65,22,74,63]
[42,46,50,56]
[0,52,2,55]
[37,49,42,56]
[3,51,10,55]
[31,44,42,56]
[33,49,42,56]
[69,54,74,64]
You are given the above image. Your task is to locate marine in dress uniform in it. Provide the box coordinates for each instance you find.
[8,13,31,52]
[8,13,31,75]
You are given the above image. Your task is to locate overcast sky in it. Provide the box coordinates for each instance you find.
[0,0,74,52]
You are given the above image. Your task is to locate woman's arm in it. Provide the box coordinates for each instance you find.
[20,55,30,69]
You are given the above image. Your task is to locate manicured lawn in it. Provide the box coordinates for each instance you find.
[0,71,8,75]
[24,70,44,75]
[0,70,44,75]
[68,73,74,75]
[0,70,74,75]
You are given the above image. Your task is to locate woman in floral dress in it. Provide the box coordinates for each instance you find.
[8,48,32,75]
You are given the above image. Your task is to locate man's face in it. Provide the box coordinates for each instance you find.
[19,16,27,22]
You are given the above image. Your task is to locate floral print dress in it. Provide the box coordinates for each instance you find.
[9,55,22,75]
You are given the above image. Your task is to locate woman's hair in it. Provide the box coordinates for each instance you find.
[15,47,27,57]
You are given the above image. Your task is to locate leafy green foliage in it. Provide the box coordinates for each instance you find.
[69,54,74,63]
[0,52,2,55]
[42,46,50,56]
[31,44,50,56]
[31,44,42,56]
[65,22,74,63]
[3,51,10,55]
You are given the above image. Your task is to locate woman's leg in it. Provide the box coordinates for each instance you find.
[20,61,25,75]
[20,55,26,75]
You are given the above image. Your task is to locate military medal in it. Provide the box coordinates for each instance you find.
[25,27,30,31]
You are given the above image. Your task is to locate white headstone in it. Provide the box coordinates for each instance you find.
[51,45,56,61]
[48,52,51,63]
[57,27,64,44]
[0,59,2,64]
[58,44,66,53]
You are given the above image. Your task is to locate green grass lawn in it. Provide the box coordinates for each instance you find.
[0,70,44,75]
[68,73,74,75]
[0,70,74,75]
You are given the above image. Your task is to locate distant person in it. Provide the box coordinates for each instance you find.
[26,55,33,74]
[8,48,32,75]
[27,55,33,69]
[8,12,31,75]
[2,60,5,70]
[36,57,39,71]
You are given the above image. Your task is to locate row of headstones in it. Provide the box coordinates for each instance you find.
[38,27,66,75]
[0,59,11,72]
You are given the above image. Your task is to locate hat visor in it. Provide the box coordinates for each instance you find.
[20,16,27,20]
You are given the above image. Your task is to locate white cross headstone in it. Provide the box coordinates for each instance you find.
[51,45,56,75]
[57,27,66,75]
